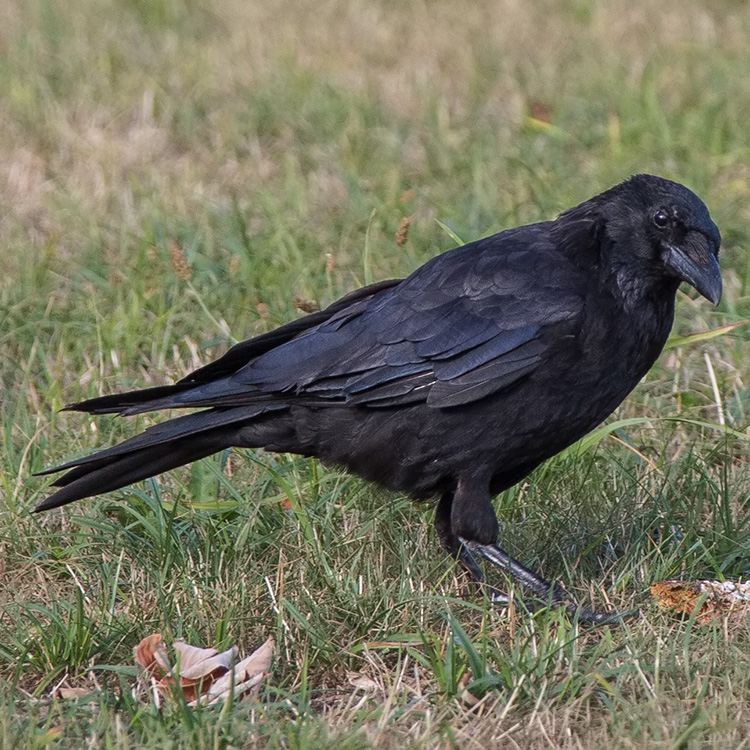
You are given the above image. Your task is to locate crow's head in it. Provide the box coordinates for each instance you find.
[562,174,722,306]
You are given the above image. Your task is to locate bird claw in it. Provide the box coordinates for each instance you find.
[564,603,636,626]
[459,538,633,626]
[483,584,632,625]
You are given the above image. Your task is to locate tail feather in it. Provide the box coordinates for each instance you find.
[34,432,231,512]
[63,384,194,415]
[34,405,286,512]
[64,383,277,417]
[37,405,281,477]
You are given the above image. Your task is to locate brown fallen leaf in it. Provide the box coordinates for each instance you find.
[190,639,274,706]
[173,641,237,680]
[135,633,171,675]
[134,633,274,706]
[651,579,750,624]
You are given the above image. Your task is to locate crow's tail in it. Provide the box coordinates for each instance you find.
[34,405,281,512]
[34,433,228,512]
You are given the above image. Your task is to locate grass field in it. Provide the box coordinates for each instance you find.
[2,0,750,746]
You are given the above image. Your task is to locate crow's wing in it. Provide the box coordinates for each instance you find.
[156,233,583,411]
[70,278,403,415]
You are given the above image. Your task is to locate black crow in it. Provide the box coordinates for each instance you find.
[36,175,722,623]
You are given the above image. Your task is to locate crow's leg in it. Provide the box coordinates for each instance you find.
[447,475,629,625]
[459,539,572,602]
[434,492,509,604]
[459,539,627,625]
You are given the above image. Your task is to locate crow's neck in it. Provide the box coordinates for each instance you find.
[606,261,680,315]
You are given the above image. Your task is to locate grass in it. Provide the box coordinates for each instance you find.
[1,0,750,746]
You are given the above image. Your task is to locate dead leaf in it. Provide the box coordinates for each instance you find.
[173,642,237,680]
[134,633,274,707]
[134,633,171,676]
[189,637,274,706]
[651,579,750,624]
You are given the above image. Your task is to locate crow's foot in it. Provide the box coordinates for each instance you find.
[458,538,634,626]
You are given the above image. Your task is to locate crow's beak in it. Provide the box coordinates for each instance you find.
[665,238,722,306]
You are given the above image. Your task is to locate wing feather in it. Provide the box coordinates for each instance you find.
[114,235,584,413]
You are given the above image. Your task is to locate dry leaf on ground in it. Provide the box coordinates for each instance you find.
[134,633,171,675]
[134,633,273,706]
[651,579,750,624]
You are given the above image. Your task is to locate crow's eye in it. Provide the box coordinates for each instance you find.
[653,209,670,228]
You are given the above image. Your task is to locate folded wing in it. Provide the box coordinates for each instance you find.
[117,237,583,413]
